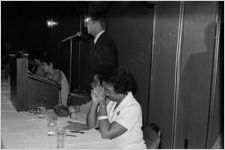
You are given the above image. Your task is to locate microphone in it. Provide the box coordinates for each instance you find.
[59,32,82,43]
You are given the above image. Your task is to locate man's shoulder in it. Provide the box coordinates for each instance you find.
[96,32,117,49]
[98,32,114,42]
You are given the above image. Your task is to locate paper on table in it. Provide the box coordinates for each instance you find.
[65,141,118,149]
[64,129,118,149]
[64,121,91,131]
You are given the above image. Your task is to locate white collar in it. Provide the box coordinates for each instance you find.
[94,30,105,44]
[117,92,134,109]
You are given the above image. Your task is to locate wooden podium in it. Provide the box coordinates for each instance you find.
[10,55,59,111]
[27,72,59,109]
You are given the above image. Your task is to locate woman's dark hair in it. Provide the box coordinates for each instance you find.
[102,68,137,94]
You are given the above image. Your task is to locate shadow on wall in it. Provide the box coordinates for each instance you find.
[180,21,219,148]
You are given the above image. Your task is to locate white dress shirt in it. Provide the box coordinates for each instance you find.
[94,30,105,44]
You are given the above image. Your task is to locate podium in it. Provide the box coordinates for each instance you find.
[27,72,59,109]
[10,54,59,111]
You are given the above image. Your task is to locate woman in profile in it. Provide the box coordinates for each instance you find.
[87,68,146,149]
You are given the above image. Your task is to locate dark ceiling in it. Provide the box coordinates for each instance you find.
[1,1,155,54]
[1,1,116,54]
[1,1,89,20]
[1,1,154,20]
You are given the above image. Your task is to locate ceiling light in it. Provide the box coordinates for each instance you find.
[46,19,58,28]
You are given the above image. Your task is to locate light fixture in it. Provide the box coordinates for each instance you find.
[83,17,91,23]
[83,17,91,27]
[46,19,58,28]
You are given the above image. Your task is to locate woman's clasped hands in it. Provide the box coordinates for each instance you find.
[91,85,106,104]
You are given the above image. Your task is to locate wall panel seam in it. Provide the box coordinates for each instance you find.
[205,3,220,148]
[171,1,184,148]
[147,3,157,125]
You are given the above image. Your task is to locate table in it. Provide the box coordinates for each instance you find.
[1,110,118,149]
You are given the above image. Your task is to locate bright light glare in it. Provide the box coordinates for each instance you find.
[83,17,90,23]
[46,19,58,28]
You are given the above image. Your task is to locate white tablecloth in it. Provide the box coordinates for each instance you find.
[1,110,117,149]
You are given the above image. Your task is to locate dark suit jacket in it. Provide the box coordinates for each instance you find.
[89,32,118,77]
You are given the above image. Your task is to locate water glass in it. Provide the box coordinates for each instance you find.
[38,106,46,118]
[47,115,57,136]
[57,127,65,148]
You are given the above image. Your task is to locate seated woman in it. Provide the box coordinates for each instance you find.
[42,60,70,107]
[86,68,146,149]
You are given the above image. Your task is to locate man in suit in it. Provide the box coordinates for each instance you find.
[67,14,118,121]
[84,14,118,81]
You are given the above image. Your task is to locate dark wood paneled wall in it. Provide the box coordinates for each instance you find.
[148,2,181,148]
[149,1,222,148]
[210,9,224,146]
[176,2,218,148]
[209,45,223,147]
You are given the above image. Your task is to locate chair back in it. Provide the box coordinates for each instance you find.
[143,123,161,149]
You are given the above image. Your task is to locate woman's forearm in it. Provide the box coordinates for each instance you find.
[98,103,127,139]
[86,101,98,128]
[98,103,111,138]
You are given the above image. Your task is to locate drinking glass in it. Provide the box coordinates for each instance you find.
[57,127,65,148]
[38,106,46,118]
[47,113,57,136]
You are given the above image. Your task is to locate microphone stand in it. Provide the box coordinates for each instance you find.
[58,33,80,92]
[69,38,73,91]
[59,14,86,92]
[78,15,82,90]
